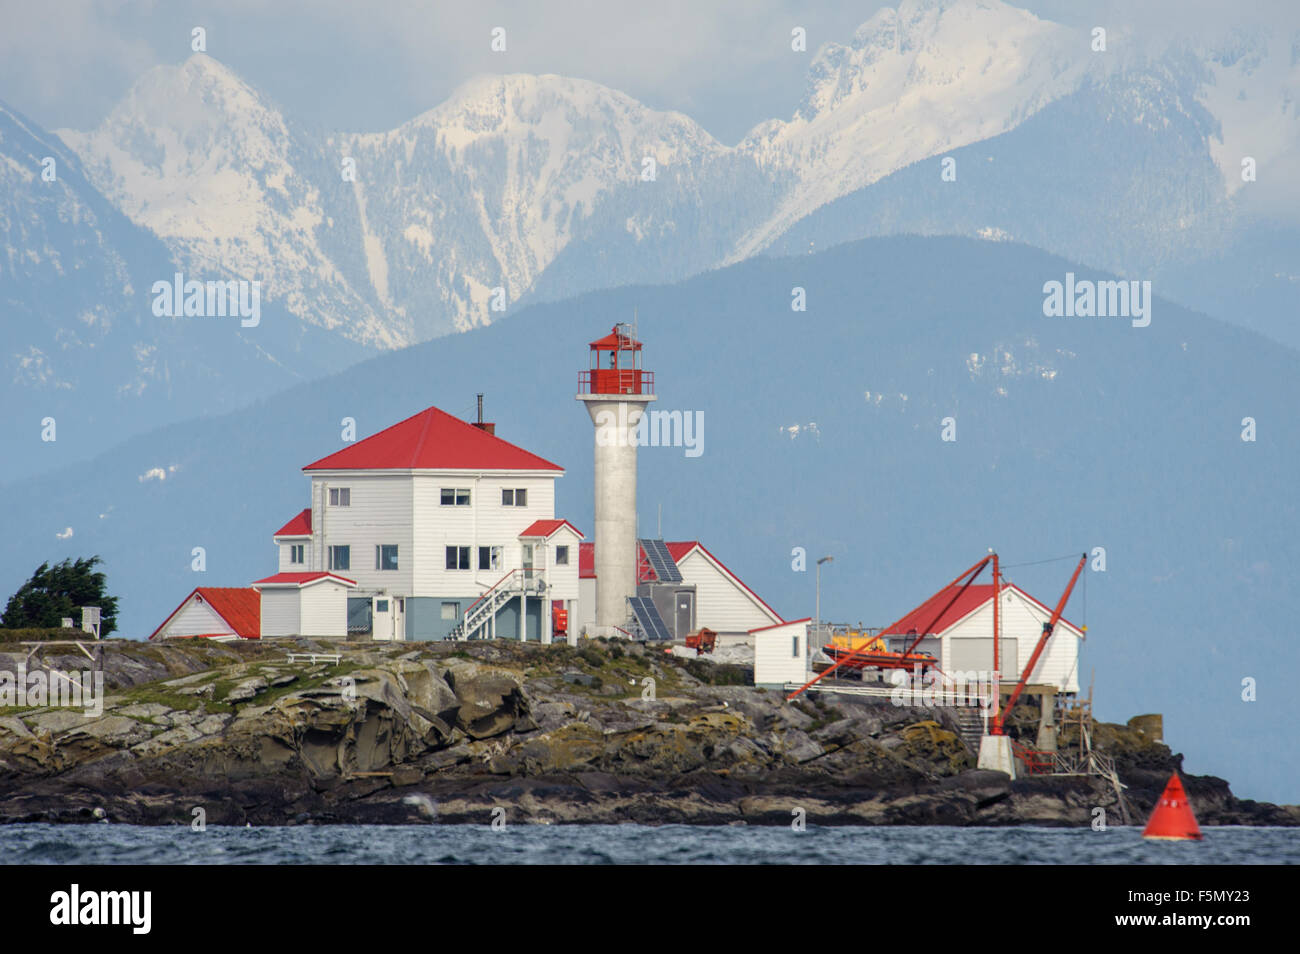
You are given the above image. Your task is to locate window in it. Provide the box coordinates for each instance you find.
[555,545,569,566]
[375,545,398,571]
[329,545,350,571]
[329,487,350,507]
[397,599,404,613]
[441,488,471,506]
[375,599,389,613]
[478,546,494,571]
[792,635,801,658]
[441,601,459,621]
[445,546,470,570]
[501,488,528,507]
[289,544,304,565]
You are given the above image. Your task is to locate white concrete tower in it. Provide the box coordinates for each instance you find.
[577,324,656,631]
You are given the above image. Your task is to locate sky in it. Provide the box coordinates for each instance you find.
[3,0,1297,144]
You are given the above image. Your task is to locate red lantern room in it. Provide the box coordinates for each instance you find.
[578,323,654,396]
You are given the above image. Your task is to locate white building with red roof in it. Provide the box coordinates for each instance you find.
[577,538,782,638]
[252,572,357,639]
[880,583,1083,693]
[265,403,582,642]
[149,587,261,642]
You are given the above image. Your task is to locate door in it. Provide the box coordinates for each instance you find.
[675,591,694,639]
[372,597,391,642]
[392,598,405,642]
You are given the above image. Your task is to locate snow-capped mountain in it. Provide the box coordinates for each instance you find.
[6,0,1299,488]
[0,96,373,485]
[57,57,397,349]
[55,0,1300,356]
[731,0,1088,261]
[336,73,729,337]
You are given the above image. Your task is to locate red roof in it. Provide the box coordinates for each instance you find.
[589,326,642,351]
[880,583,1079,636]
[149,587,260,640]
[252,572,357,588]
[519,519,584,540]
[585,540,781,622]
[303,406,563,472]
[274,508,312,537]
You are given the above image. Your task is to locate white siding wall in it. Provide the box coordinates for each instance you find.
[543,528,581,605]
[160,598,233,637]
[677,549,781,634]
[260,589,300,637]
[310,474,414,595]
[299,583,349,637]
[276,539,310,573]
[410,473,556,596]
[754,621,809,687]
[578,578,596,634]
[941,593,1080,693]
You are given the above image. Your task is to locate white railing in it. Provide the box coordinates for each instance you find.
[448,569,547,641]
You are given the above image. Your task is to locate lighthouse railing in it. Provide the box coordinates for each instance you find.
[579,369,654,395]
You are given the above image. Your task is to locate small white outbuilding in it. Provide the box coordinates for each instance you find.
[252,572,356,638]
[752,617,811,689]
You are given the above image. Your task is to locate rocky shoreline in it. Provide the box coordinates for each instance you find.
[0,637,1294,827]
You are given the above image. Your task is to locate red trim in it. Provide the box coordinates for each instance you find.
[252,572,357,588]
[749,617,811,634]
[519,518,585,540]
[667,541,783,624]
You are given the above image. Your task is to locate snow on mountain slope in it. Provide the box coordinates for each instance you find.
[730,0,1088,262]
[57,56,398,348]
[46,0,1300,356]
[1198,28,1300,218]
[338,73,726,333]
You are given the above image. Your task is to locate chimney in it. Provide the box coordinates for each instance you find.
[473,393,495,436]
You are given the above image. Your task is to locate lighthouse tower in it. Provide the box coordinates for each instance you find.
[577,324,656,632]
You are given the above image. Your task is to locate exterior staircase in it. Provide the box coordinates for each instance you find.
[447,569,545,641]
[949,706,987,754]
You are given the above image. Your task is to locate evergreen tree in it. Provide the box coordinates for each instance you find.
[0,556,119,636]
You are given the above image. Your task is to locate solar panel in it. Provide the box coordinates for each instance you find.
[629,597,672,641]
[639,539,683,583]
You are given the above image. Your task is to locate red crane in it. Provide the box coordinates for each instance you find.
[991,553,1087,736]
[787,555,992,700]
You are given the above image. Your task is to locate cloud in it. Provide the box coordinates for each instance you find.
[56,527,73,540]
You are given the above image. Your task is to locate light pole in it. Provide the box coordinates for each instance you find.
[815,555,833,648]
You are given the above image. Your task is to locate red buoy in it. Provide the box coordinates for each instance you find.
[1142,773,1203,841]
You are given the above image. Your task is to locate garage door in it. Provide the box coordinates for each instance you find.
[947,637,1017,676]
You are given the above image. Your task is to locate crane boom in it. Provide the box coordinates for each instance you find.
[787,555,990,700]
[993,553,1087,734]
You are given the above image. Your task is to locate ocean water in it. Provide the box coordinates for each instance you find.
[2,824,1296,864]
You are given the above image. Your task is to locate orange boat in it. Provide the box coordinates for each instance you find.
[822,642,939,673]
[819,630,938,673]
